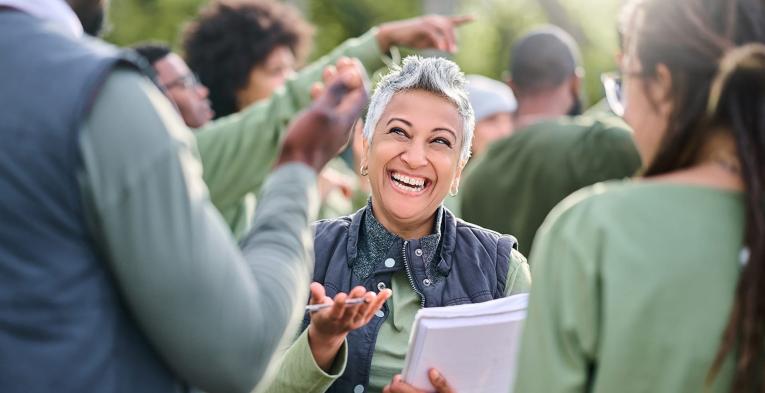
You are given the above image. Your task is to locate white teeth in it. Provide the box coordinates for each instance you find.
[393,181,422,192]
[391,172,426,192]
[392,172,425,188]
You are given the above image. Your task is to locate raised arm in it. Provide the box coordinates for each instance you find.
[79,62,366,393]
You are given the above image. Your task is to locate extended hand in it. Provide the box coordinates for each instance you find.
[276,58,368,172]
[376,15,475,53]
[383,370,455,393]
[310,57,361,101]
[307,283,392,371]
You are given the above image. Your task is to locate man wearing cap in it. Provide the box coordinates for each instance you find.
[460,26,641,256]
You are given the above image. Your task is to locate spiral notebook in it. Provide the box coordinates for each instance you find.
[401,293,529,393]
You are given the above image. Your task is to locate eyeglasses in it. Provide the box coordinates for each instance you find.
[164,73,202,90]
[600,72,624,117]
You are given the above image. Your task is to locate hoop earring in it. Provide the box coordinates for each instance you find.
[449,186,459,197]
[360,165,368,177]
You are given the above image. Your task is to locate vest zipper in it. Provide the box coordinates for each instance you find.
[401,240,426,308]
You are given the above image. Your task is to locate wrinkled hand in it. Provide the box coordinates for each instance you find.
[309,282,391,340]
[376,15,474,53]
[383,370,455,393]
[307,282,391,371]
[276,57,368,172]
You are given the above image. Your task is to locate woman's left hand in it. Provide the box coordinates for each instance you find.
[383,369,455,393]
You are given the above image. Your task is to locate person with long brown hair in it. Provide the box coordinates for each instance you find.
[513,0,765,391]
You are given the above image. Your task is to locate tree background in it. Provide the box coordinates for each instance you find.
[105,0,622,105]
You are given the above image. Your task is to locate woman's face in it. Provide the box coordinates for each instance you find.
[363,89,465,236]
[472,112,513,157]
[236,45,296,109]
[622,22,673,167]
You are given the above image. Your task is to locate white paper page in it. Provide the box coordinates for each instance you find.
[402,295,528,393]
[415,293,528,319]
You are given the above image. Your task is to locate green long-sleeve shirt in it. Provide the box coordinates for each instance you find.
[79,67,320,393]
[196,28,386,239]
[514,181,743,393]
[264,249,531,393]
[460,115,641,256]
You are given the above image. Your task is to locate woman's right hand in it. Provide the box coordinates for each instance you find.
[307,282,391,371]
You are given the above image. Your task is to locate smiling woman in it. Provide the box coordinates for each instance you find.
[363,89,465,239]
[262,56,531,393]
[359,56,475,240]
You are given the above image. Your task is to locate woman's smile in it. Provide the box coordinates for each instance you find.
[388,169,431,195]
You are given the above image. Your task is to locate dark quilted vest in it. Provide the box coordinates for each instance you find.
[306,206,515,392]
[0,10,186,393]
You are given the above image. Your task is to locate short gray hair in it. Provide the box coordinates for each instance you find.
[363,56,475,162]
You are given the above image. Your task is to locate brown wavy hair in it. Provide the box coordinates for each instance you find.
[182,0,313,118]
[623,0,765,390]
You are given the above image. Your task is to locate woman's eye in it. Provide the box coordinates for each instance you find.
[432,137,453,147]
[389,127,407,136]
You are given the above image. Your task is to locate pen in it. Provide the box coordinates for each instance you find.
[305,297,367,313]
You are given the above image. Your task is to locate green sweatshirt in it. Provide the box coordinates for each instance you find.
[460,115,641,256]
[515,181,743,393]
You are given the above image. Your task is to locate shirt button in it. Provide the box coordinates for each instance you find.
[415,248,423,257]
[377,282,387,291]
[375,310,385,318]
[354,385,365,393]
[423,278,432,286]
[384,258,396,268]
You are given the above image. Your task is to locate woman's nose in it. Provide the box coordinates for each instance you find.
[400,143,428,169]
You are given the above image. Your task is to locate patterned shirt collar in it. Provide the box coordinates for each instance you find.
[353,200,443,279]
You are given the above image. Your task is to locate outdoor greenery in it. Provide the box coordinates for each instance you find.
[105,0,621,105]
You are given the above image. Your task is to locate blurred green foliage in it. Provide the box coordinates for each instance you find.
[105,0,204,48]
[105,0,621,105]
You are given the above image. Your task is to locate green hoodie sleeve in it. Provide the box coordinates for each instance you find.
[259,329,349,393]
[505,248,532,296]
[79,68,320,393]
[196,28,386,235]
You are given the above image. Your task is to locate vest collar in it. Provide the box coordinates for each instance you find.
[346,201,457,275]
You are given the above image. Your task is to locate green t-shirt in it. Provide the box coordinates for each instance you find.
[460,115,641,256]
[515,181,744,393]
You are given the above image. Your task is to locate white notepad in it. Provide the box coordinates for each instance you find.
[401,294,529,393]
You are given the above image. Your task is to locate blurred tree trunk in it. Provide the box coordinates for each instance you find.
[536,0,589,44]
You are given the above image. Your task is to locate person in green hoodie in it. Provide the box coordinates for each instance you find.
[515,0,765,391]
